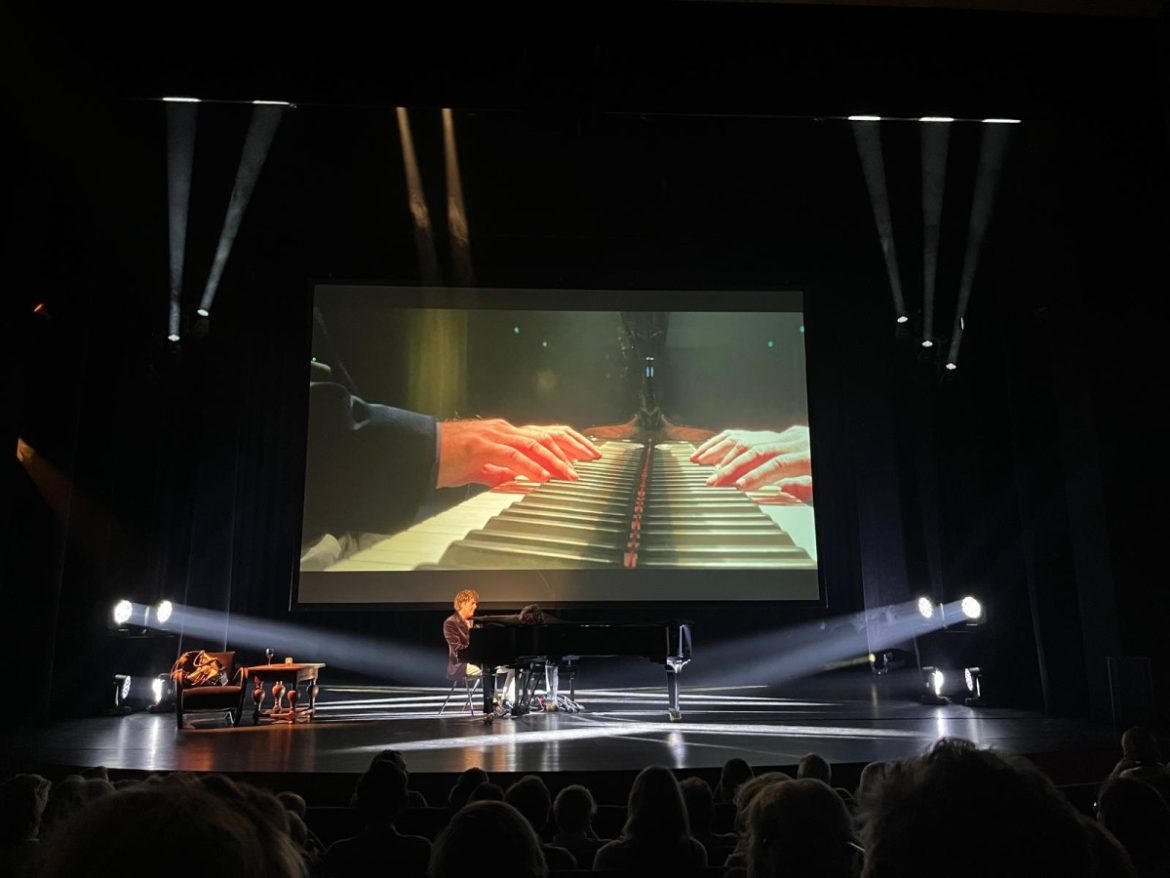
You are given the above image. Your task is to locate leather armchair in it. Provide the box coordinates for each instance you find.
[174,651,246,729]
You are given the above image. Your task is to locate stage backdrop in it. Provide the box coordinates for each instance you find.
[296,285,820,605]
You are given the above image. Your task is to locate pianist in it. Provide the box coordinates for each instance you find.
[444,589,481,680]
[446,595,562,713]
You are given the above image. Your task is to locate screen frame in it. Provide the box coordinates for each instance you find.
[293,282,825,612]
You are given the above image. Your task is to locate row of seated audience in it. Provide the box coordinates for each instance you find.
[3,728,1170,877]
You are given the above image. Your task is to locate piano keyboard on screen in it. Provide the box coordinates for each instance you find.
[327,440,817,571]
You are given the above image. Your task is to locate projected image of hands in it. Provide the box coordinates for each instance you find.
[300,295,819,577]
[436,419,602,488]
[690,426,812,503]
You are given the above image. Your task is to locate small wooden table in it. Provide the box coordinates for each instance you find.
[242,663,326,724]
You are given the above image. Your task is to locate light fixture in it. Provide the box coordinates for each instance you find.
[917,597,935,620]
[919,116,955,123]
[848,115,882,122]
[111,674,133,712]
[896,315,910,324]
[922,339,934,348]
[113,600,134,626]
[982,118,1021,124]
[959,596,984,624]
[920,666,950,705]
[196,308,209,318]
[945,362,958,371]
[964,666,985,706]
[163,97,202,103]
[252,100,292,106]
[167,333,180,343]
[155,600,174,625]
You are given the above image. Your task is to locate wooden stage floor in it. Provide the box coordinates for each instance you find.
[1,683,1120,787]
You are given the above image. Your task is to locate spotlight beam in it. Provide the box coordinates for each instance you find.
[851,121,907,321]
[147,603,443,682]
[198,104,285,315]
[166,102,198,339]
[921,120,951,346]
[442,108,474,286]
[694,601,955,687]
[946,123,1014,366]
[395,107,440,284]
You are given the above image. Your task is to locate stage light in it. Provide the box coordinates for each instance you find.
[964,666,985,705]
[896,315,909,324]
[920,666,949,705]
[113,600,133,626]
[252,100,292,106]
[960,596,983,620]
[919,116,955,123]
[167,333,180,342]
[945,362,958,371]
[163,97,201,103]
[917,597,935,620]
[848,115,882,122]
[982,118,1020,124]
[196,308,209,318]
[155,600,173,624]
[151,676,165,704]
[922,339,934,348]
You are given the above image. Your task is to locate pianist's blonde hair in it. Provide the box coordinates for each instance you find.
[454,589,479,610]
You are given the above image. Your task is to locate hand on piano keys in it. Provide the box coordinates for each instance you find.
[437,419,603,489]
[691,426,812,496]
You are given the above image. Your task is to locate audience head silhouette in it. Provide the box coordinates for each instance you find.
[746,777,856,878]
[431,801,547,878]
[1097,775,1170,878]
[40,779,304,878]
[798,753,833,786]
[553,784,597,834]
[860,738,1092,878]
[505,775,553,833]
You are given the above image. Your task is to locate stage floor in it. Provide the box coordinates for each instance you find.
[2,684,1120,783]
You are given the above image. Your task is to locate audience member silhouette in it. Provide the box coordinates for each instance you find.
[39,778,305,878]
[448,767,490,811]
[744,778,858,878]
[552,783,609,870]
[1112,728,1164,776]
[594,765,707,870]
[1097,775,1170,878]
[715,756,755,803]
[430,801,547,878]
[1081,815,1140,878]
[860,737,1092,878]
[367,748,428,807]
[39,775,113,843]
[468,782,505,802]
[798,753,833,786]
[0,774,51,878]
[323,762,430,878]
[505,775,578,870]
[725,772,792,869]
[857,762,888,800]
[680,776,738,865]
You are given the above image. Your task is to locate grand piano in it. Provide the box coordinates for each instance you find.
[461,620,693,721]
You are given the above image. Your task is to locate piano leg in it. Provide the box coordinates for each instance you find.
[482,670,495,717]
[666,663,683,722]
